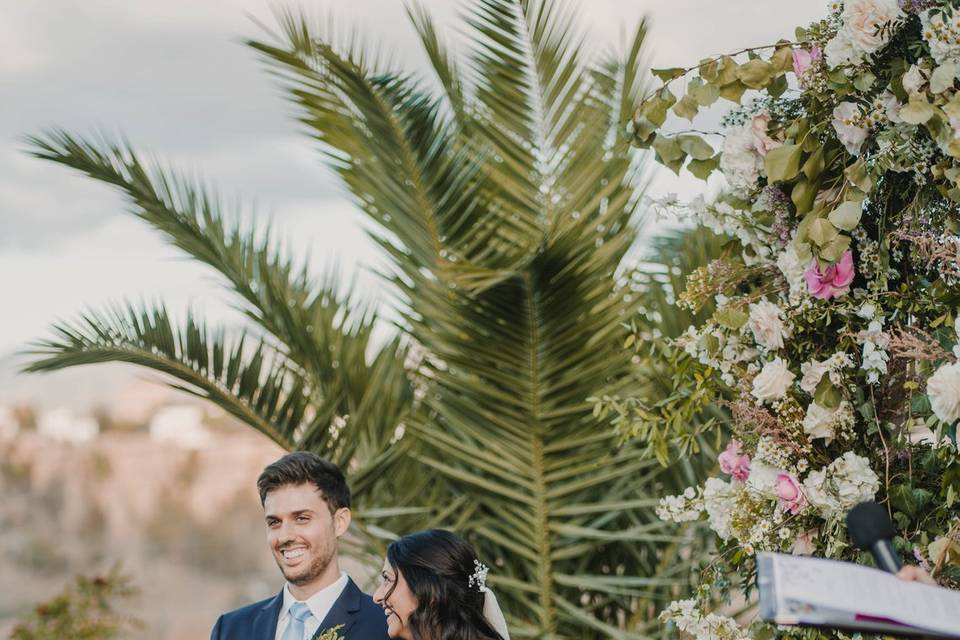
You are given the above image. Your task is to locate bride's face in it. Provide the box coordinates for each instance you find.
[373,558,417,639]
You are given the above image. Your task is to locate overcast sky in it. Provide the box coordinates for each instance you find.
[0,1,823,360]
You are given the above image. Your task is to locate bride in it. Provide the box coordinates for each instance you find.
[372,529,509,640]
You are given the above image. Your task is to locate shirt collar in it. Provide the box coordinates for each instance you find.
[281,572,349,622]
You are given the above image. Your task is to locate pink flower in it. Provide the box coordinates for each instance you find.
[775,473,807,514]
[791,529,818,555]
[749,112,781,156]
[804,250,855,300]
[718,440,751,481]
[792,46,821,85]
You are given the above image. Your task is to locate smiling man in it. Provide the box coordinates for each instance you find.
[210,452,389,640]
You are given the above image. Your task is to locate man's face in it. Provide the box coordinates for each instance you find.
[264,483,350,591]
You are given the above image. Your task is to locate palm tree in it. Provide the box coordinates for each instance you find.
[24,1,704,636]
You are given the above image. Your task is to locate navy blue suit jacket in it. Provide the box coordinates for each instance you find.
[210,577,388,640]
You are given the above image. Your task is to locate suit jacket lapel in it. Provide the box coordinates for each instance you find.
[313,577,362,639]
[253,591,283,640]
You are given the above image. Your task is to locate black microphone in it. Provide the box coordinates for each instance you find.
[846,501,902,574]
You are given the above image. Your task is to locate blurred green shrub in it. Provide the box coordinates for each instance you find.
[9,566,140,639]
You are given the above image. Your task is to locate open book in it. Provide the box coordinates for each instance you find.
[758,552,960,638]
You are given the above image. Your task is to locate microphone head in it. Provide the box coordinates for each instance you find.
[847,501,897,550]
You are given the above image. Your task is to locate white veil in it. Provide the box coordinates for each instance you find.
[482,589,510,639]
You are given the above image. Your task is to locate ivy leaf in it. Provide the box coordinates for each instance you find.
[678,134,715,160]
[820,234,852,262]
[828,200,863,231]
[844,159,873,192]
[691,80,720,106]
[737,58,775,89]
[853,71,877,92]
[767,73,788,98]
[687,154,720,180]
[652,67,687,82]
[771,44,794,73]
[765,144,803,183]
[808,218,839,247]
[673,93,700,120]
[716,55,739,85]
[719,80,747,103]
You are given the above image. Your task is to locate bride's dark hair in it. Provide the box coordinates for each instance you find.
[386,529,505,640]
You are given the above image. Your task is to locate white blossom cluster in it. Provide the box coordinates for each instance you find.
[802,451,880,518]
[656,487,704,523]
[689,197,775,265]
[803,400,855,444]
[702,477,738,541]
[920,8,960,65]
[659,599,750,640]
[680,323,758,387]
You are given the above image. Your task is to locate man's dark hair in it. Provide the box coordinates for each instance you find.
[257,451,350,511]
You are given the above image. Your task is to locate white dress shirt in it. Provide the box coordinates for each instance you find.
[275,572,349,640]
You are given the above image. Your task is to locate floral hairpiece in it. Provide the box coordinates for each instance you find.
[468,559,489,592]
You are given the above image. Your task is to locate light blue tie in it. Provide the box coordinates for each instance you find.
[282,601,313,640]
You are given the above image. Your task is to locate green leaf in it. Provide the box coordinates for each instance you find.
[714,306,749,330]
[853,71,877,92]
[828,200,863,231]
[653,134,686,174]
[767,73,788,98]
[651,67,687,82]
[678,134,715,160]
[802,146,825,181]
[931,62,957,94]
[791,178,818,214]
[813,377,842,410]
[699,58,720,82]
[765,144,803,183]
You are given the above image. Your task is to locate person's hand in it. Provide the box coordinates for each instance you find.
[896,565,936,586]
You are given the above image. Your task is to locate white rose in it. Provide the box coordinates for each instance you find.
[803,401,847,444]
[833,102,870,155]
[927,361,960,424]
[752,357,796,403]
[842,0,903,55]
[799,358,831,394]
[902,63,928,95]
[825,29,859,68]
[745,461,781,498]
[748,299,791,350]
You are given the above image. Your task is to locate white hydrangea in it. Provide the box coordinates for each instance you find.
[777,243,808,305]
[927,361,960,425]
[703,477,738,541]
[745,460,782,499]
[720,120,765,197]
[660,599,750,640]
[802,451,880,518]
[748,299,792,351]
[681,324,758,387]
[920,9,960,66]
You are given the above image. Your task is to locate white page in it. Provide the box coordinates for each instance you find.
[761,553,960,636]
